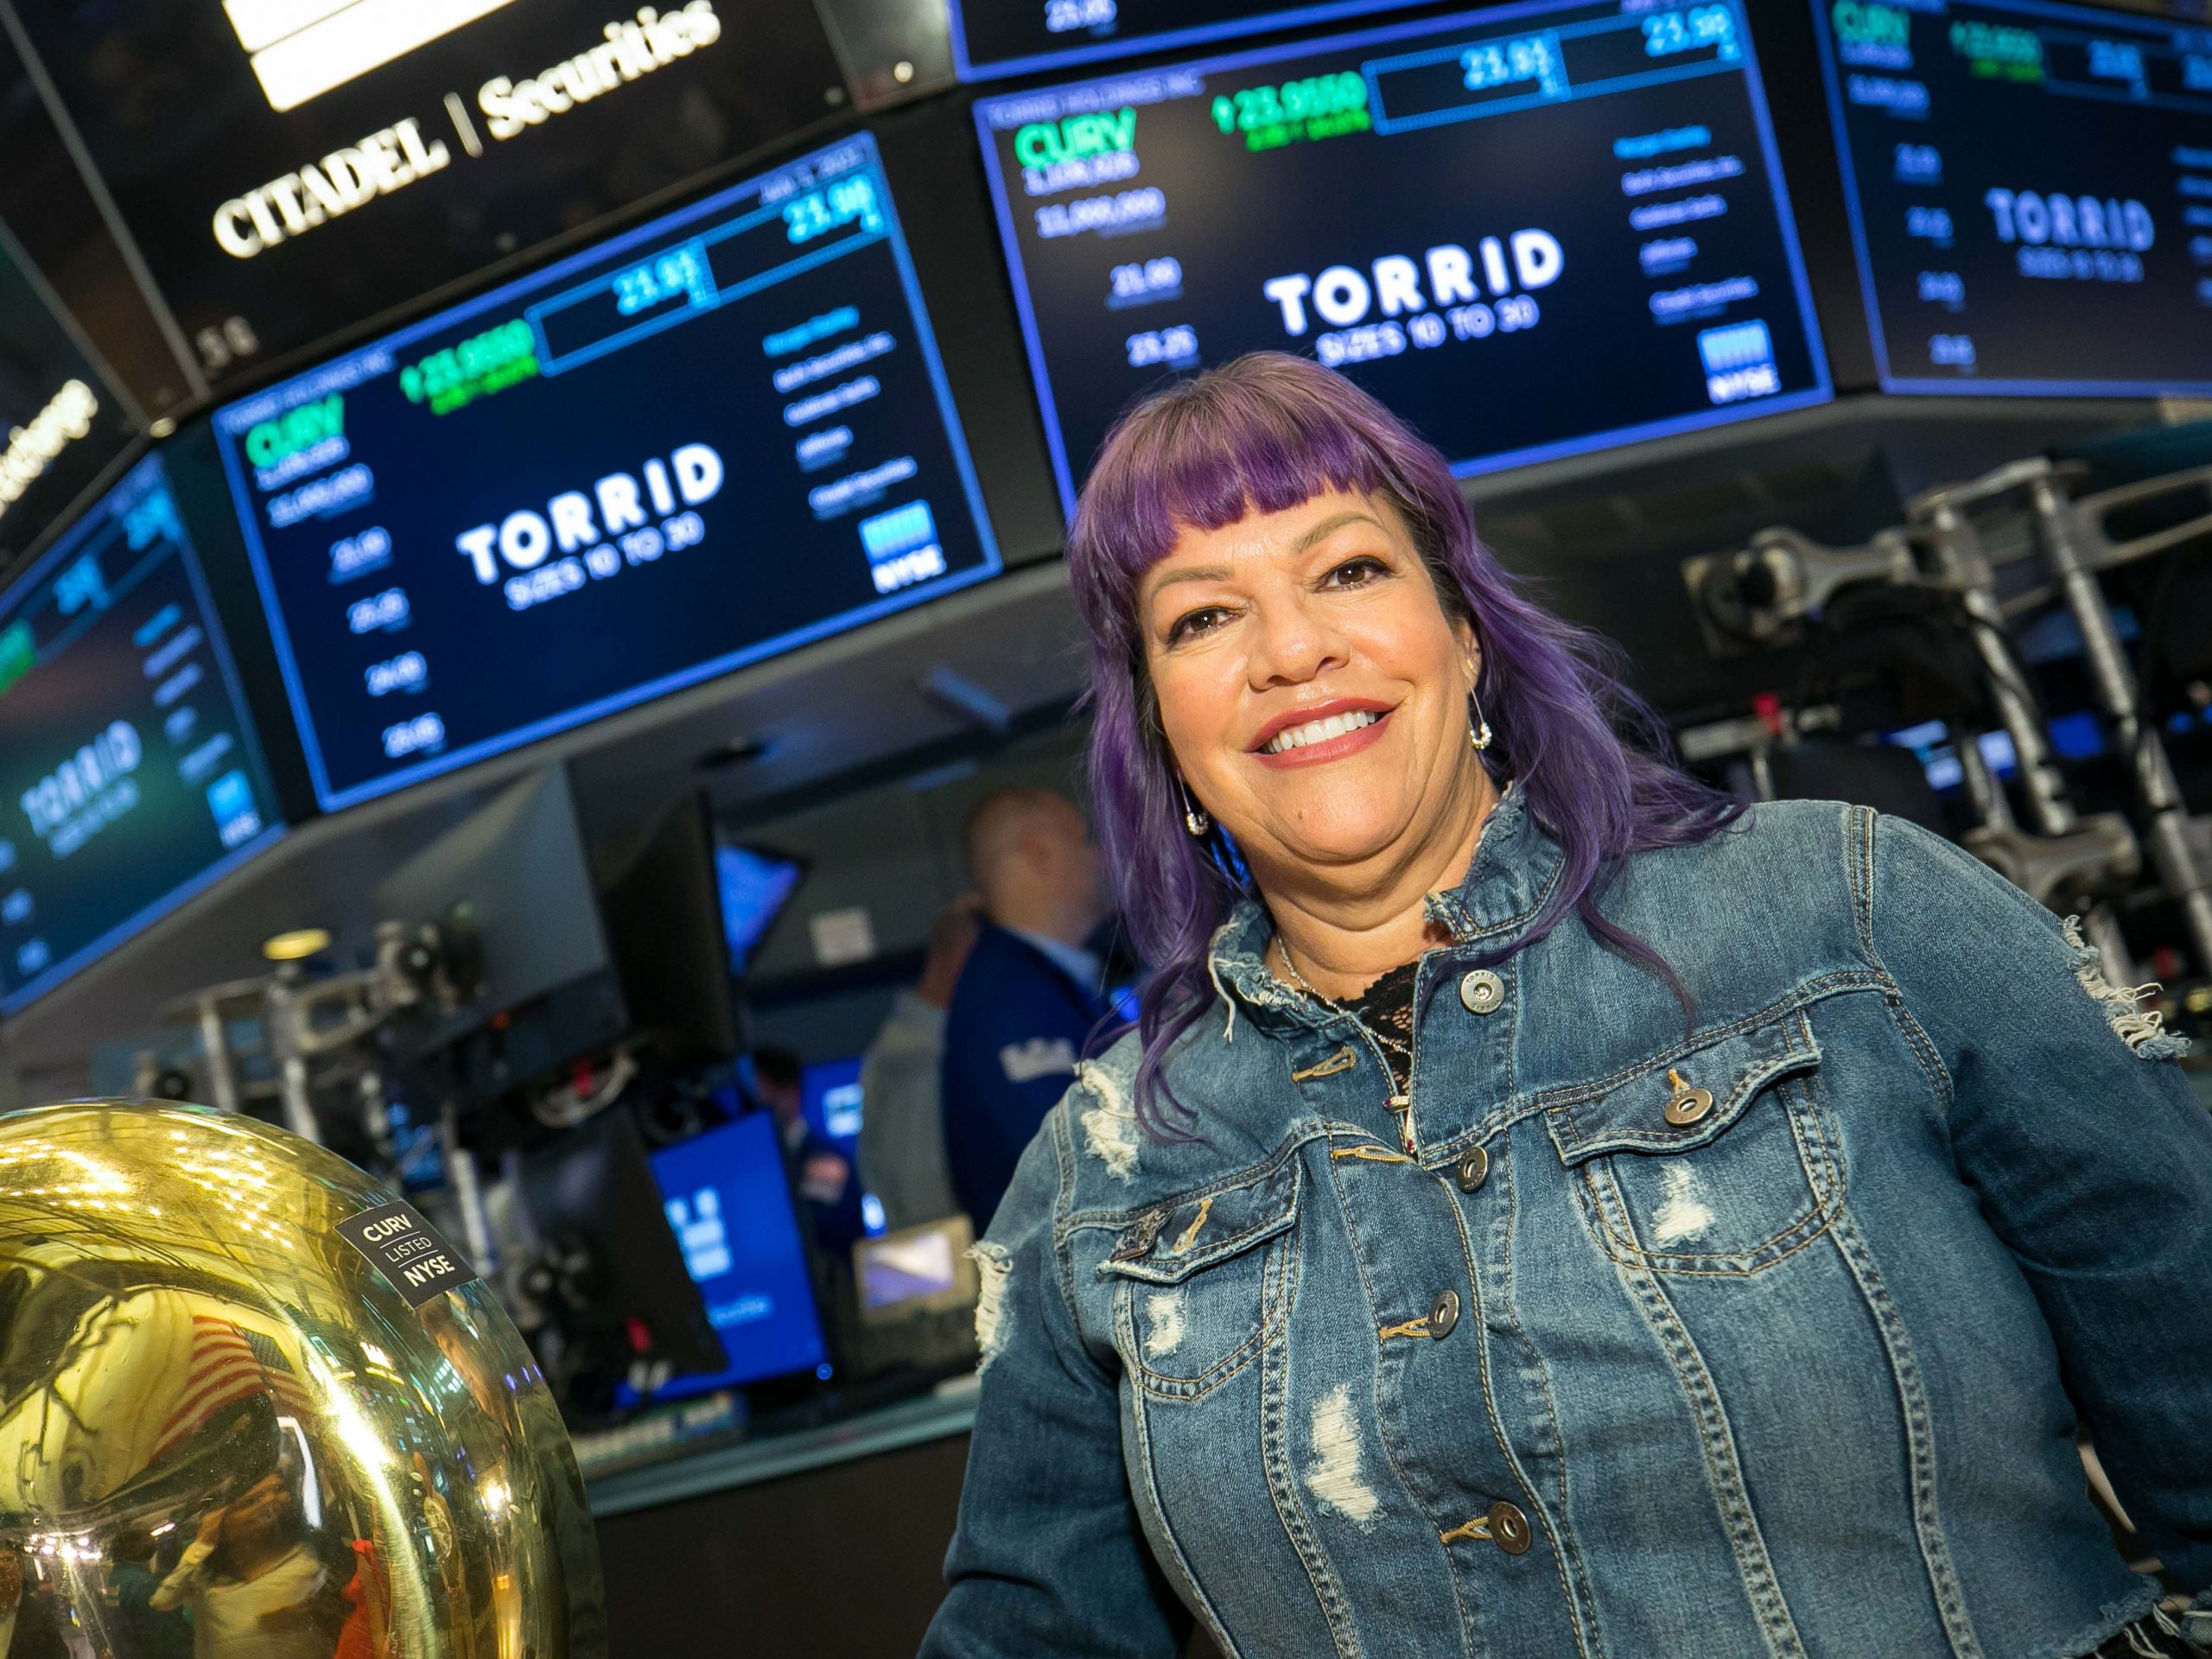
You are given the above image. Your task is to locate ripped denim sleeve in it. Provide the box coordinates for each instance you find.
[2060,916,2193,1062]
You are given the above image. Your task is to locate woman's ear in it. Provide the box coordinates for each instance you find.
[1453,614,1480,682]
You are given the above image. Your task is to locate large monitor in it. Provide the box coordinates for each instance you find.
[642,1110,830,1400]
[0,454,285,1014]
[975,0,1829,515]
[213,133,1001,811]
[6,0,849,384]
[1814,0,2212,396]
[950,0,1410,80]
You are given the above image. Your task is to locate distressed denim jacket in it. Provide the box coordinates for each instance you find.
[921,789,2212,1659]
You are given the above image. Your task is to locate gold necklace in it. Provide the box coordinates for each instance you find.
[1272,937,1412,1058]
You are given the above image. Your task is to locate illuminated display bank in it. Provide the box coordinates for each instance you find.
[976,0,1831,516]
[0,455,285,1014]
[1816,0,2212,395]
[214,134,1000,812]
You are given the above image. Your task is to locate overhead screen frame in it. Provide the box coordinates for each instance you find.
[973,0,1834,519]
[211,128,1003,815]
[1810,0,2212,398]
[948,0,1419,81]
[0,450,288,1014]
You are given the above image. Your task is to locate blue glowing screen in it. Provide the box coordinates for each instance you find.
[0,455,284,1014]
[1814,0,2212,395]
[645,1110,828,1398]
[213,133,1000,811]
[975,0,1830,518]
[715,844,802,976]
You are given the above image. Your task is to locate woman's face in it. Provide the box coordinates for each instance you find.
[221,1475,290,1548]
[1139,487,1478,885]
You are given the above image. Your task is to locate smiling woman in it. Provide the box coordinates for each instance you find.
[921,354,2212,1659]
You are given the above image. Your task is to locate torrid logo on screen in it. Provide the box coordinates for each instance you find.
[455,442,724,613]
[1984,188,2153,284]
[1262,233,1562,367]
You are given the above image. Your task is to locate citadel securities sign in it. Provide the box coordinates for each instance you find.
[211,6,726,259]
[8,0,847,381]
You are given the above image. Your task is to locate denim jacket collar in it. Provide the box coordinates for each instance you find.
[1205,777,1563,1029]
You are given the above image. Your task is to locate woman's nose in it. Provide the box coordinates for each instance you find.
[1246,594,1345,688]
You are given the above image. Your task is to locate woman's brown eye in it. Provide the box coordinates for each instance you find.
[1328,556,1388,586]
[1168,607,1227,643]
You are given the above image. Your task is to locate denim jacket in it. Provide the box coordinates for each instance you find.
[922,788,2212,1659]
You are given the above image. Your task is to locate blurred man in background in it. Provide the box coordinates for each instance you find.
[752,1047,867,1260]
[857,896,982,1230]
[939,789,1113,1230]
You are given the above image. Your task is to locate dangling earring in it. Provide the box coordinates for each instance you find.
[1178,776,1211,836]
[1468,688,1494,752]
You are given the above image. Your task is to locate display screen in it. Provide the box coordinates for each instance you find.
[1815,0,2212,394]
[213,134,1000,811]
[976,0,1829,515]
[0,455,284,1014]
[648,1111,829,1398]
[950,0,1411,80]
[715,843,804,975]
[8,0,848,385]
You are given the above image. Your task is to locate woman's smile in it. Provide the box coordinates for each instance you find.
[1250,700,1393,766]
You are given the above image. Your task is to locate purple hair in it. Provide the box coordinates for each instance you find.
[1066,353,1745,1136]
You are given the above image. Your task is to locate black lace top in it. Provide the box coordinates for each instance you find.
[1336,960,1420,1096]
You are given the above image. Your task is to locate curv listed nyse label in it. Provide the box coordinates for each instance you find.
[335,1201,480,1310]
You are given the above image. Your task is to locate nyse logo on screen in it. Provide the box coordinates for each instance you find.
[859,501,946,594]
[1698,320,1780,404]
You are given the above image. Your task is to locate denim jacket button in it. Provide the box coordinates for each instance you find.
[1486,1501,1532,1554]
[1458,969,1505,1014]
[1110,1205,1172,1262]
[1455,1147,1491,1192]
[1427,1289,1460,1339]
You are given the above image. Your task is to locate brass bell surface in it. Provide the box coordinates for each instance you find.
[0,1100,603,1659]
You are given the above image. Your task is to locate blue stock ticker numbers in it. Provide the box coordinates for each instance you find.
[213,134,1000,812]
[0,456,284,1013]
[976,0,1830,516]
[1815,0,2212,396]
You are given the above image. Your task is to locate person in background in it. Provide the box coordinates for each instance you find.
[752,1046,867,1259]
[152,1464,343,1659]
[939,788,1114,1231]
[104,1528,194,1659]
[857,897,982,1230]
[0,1545,67,1659]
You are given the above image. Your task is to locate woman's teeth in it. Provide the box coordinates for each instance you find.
[1262,709,1380,754]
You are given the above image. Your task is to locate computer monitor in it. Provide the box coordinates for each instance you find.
[714,843,804,976]
[372,765,627,1077]
[635,1111,830,1402]
[517,1108,728,1403]
[597,791,742,1064]
[855,1216,977,1325]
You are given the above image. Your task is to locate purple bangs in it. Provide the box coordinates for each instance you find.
[1066,353,1743,1136]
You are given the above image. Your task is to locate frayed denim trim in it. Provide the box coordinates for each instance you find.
[2035,1580,2169,1659]
[2062,917,2193,1060]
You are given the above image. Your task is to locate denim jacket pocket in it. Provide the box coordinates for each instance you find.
[1096,1154,1301,1400]
[1545,1006,1844,1276]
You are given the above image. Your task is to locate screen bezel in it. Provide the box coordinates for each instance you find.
[950,0,1418,81]
[972,0,1834,519]
[212,130,1004,814]
[1808,0,2212,398]
[0,453,288,1014]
